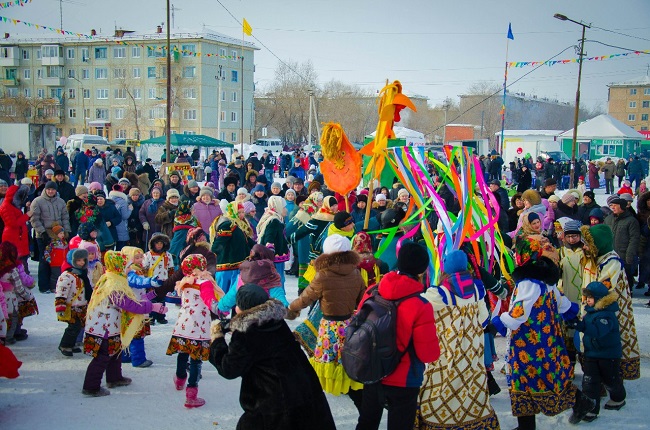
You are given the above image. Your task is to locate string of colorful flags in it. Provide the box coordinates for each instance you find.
[508,50,650,68]
[0,0,30,9]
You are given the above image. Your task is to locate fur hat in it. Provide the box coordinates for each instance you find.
[521,189,541,206]
[69,248,88,269]
[443,250,467,274]
[224,176,238,187]
[166,189,180,199]
[620,193,634,203]
[397,242,430,276]
[236,283,269,311]
[308,180,321,194]
[323,234,352,255]
[356,194,368,204]
[75,185,88,197]
[148,233,170,252]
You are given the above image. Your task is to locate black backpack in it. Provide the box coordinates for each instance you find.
[341,285,420,384]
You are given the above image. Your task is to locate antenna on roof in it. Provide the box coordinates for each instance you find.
[171,4,182,29]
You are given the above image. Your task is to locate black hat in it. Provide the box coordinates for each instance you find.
[293,177,304,184]
[583,190,595,201]
[236,283,269,310]
[356,194,368,204]
[544,178,557,187]
[334,211,354,229]
[54,169,65,176]
[397,242,430,276]
[224,176,238,187]
[94,190,106,199]
[380,208,406,229]
[44,181,58,190]
[489,179,501,186]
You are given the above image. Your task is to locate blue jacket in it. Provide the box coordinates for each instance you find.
[575,288,622,359]
[127,271,159,289]
[73,152,89,173]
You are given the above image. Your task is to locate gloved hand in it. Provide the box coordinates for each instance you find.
[151,303,167,314]
[562,302,580,321]
[491,316,507,337]
[150,277,162,288]
[210,320,224,341]
[199,281,216,308]
[142,222,150,231]
[286,308,300,320]
[146,290,158,301]
[56,311,66,320]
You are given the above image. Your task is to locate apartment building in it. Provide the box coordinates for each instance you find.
[0,28,257,144]
[607,75,650,136]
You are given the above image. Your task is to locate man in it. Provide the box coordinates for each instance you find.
[355,242,440,430]
[600,157,616,194]
[53,169,76,203]
[123,146,136,161]
[627,156,645,192]
[488,179,509,214]
[262,151,276,185]
[217,176,238,202]
[55,147,70,173]
[289,160,306,181]
[72,148,89,187]
[489,153,504,181]
[143,158,157,183]
[539,178,557,200]
[576,191,600,226]
[605,197,640,288]
[231,159,246,186]
[246,151,263,173]
[293,178,308,198]
[30,181,71,293]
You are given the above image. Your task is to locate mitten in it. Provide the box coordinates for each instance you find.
[491,316,507,337]
[150,277,162,288]
[210,320,224,341]
[199,281,216,308]
[562,302,579,321]
[286,308,300,320]
[142,222,150,230]
[55,303,67,313]
[151,303,167,314]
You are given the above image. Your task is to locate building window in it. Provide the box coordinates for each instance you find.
[81,48,89,62]
[231,132,237,142]
[113,68,126,79]
[221,91,226,102]
[113,47,126,58]
[219,48,226,58]
[628,114,636,121]
[66,48,75,59]
[183,109,197,120]
[6,88,18,97]
[45,66,64,78]
[114,88,127,99]
[630,88,637,95]
[149,130,156,138]
[95,68,108,79]
[69,128,76,135]
[642,126,649,131]
[642,114,649,121]
[94,47,107,59]
[82,68,89,79]
[22,49,29,60]
[231,70,238,82]
[67,69,75,79]
[181,44,195,56]
[630,101,637,108]
[42,45,63,58]
[182,88,196,99]
[232,91,237,102]
[50,88,62,99]
[220,111,225,121]
[115,108,125,119]
[96,89,109,99]
[69,108,76,118]
[220,131,225,141]
[37,88,45,98]
[96,108,109,119]
[23,69,30,79]
[133,67,141,78]
[84,108,90,118]
[147,46,164,58]
[644,88,650,95]
[231,50,237,61]
[132,46,141,58]
[148,88,156,99]
[133,88,141,99]
[147,67,156,78]
[182,66,196,78]
[183,130,197,135]
[83,89,90,99]
[643,101,649,108]
[23,88,31,97]
[68,88,75,99]
[231,111,237,122]
[36,68,42,79]
[116,129,126,139]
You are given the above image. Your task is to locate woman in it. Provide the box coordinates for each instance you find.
[616,158,627,187]
[122,155,136,174]
[168,201,200,267]
[127,188,145,248]
[14,151,29,182]
[0,184,31,266]
[87,159,106,185]
[108,185,132,250]
[154,189,181,238]
[139,185,164,249]
[588,161,600,192]
[95,191,121,251]
[516,164,533,193]
[191,187,222,233]
[257,196,290,289]
[244,170,258,193]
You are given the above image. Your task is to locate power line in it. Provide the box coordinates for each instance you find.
[585,39,650,53]
[591,25,650,42]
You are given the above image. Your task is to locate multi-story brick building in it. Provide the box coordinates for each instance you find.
[607,75,650,136]
[0,28,257,144]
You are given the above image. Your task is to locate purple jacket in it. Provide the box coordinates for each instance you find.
[192,200,222,232]
[139,198,163,241]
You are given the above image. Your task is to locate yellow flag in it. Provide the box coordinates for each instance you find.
[242,18,252,36]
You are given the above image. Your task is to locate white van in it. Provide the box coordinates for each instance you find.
[243,138,284,156]
[66,134,109,152]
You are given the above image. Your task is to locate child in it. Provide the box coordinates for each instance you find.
[351,231,383,287]
[83,250,165,397]
[0,242,35,344]
[256,196,290,288]
[166,254,223,408]
[418,250,499,429]
[577,176,587,196]
[639,179,647,196]
[78,241,104,287]
[44,224,69,294]
[617,180,634,197]
[55,249,92,356]
[121,246,162,368]
[568,281,626,423]
[14,261,37,342]
[143,233,173,324]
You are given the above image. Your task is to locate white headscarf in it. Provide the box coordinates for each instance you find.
[256,196,286,240]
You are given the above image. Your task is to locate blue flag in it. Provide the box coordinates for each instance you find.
[507,23,514,40]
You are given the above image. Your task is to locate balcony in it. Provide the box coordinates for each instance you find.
[41,45,65,66]
[0,77,17,86]
[0,46,20,67]
[42,56,65,66]
[42,77,64,86]
[0,57,19,67]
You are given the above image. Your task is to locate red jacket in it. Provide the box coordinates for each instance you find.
[357,271,439,387]
[0,185,30,257]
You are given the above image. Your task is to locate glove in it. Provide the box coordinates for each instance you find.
[199,281,216,308]
[210,320,224,341]
[491,316,507,337]
[142,222,150,230]
[286,308,300,320]
[562,302,579,321]
[151,303,167,314]
[150,277,162,288]
[146,290,158,301]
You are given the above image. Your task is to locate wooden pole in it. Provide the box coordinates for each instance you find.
[363,163,375,230]
[344,194,349,213]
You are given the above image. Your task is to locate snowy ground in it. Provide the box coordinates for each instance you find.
[2,187,650,429]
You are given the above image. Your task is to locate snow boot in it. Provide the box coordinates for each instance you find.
[174,374,187,391]
[129,338,152,367]
[604,399,626,410]
[582,413,598,422]
[82,387,111,397]
[184,386,205,408]
[58,346,73,357]
[569,391,596,424]
[107,377,132,388]
[487,371,501,396]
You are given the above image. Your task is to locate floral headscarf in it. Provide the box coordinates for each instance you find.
[181,254,207,276]
[311,195,337,222]
[301,191,323,216]
[256,195,286,239]
[515,234,558,267]
[224,201,253,239]
[75,194,100,224]
[121,246,145,271]
[352,231,373,255]
[173,201,199,228]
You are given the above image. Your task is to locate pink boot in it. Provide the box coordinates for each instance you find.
[184,386,205,408]
[173,375,187,391]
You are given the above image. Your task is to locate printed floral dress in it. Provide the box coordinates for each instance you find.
[166,280,212,361]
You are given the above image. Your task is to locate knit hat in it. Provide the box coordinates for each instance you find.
[199,187,213,198]
[397,242,430,276]
[237,187,249,196]
[561,193,576,205]
[590,224,614,256]
[204,167,212,174]
[308,180,321,194]
[284,189,296,198]
[187,180,199,189]
[323,234,352,254]
[44,169,54,176]
[54,169,65,177]
[527,212,540,223]
[253,184,266,193]
[181,254,207,276]
[166,189,180,199]
[128,188,141,197]
[94,158,103,165]
[352,231,373,254]
[381,208,406,229]
[111,166,122,177]
[77,241,98,255]
[20,177,32,186]
[548,195,560,203]
[51,223,64,235]
[271,182,282,190]
[236,283,269,311]
[606,194,619,206]
[624,179,631,187]
[563,219,582,234]
[94,190,106,199]
[112,184,123,193]
[397,188,410,198]
[333,211,354,229]
[589,208,604,222]
[356,194,368,204]
[89,182,103,192]
[544,178,557,187]
[443,250,467,274]
[620,193,634,203]
[242,201,256,214]
[75,185,89,197]
[44,181,58,190]
[375,193,387,202]
[521,189,541,206]
[583,190,595,201]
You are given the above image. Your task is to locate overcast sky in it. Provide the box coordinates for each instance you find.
[2,0,650,110]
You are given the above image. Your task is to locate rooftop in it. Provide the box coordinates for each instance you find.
[608,75,650,87]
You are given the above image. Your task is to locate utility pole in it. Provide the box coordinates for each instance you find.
[308,89,313,148]
[216,65,224,142]
[165,0,171,163]
[70,75,86,134]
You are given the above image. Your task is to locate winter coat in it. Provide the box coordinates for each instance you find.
[251,194,268,221]
[576,200,600,226]
[169,278,213,351]
[180,184,200,207]
[575,289,621,359]
[288,250,366,319]
[627,159,645,177]
[359,271,439,388]
[209,299,336,430]
[139,198,164,239]
[143,163,157,184]
[73,152,89,174]
[85,292,152,341]
[87,164,106,184]
[127,193,145,236]
[604,210,640,265]
[588,163,600,189]
[492,186,510,214]
[55,153,70,173]
[258,218,290,263]
[14,156,28,179]
[55,179,76,204]
[108,190,132,242]
[211,219,255,271]
[217,187,236,202]
[30,190,71,235]
[192,199,222,232]
[616,160,626,177]
[0,185,30,257]
[601,161,616,179]
[97,199,122,244]
[154,200,178,238]
[288,165,306,181]
[516,167,532,193]
[554,200,579,221]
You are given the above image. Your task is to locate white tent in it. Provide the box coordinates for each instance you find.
[558,114,645,139]
[367,126,426,146]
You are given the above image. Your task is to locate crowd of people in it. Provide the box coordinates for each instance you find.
[0,144,645,430]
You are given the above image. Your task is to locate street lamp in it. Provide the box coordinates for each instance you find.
[554,13,591,186]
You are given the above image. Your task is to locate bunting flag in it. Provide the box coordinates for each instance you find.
[507,22,514,40]
[508,50,650,68]
[0,0,31,9]
[242,18,252,36]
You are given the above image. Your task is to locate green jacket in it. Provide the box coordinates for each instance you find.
[259,218,290,263]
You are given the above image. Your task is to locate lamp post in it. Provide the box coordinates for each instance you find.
[554,13,591,186]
